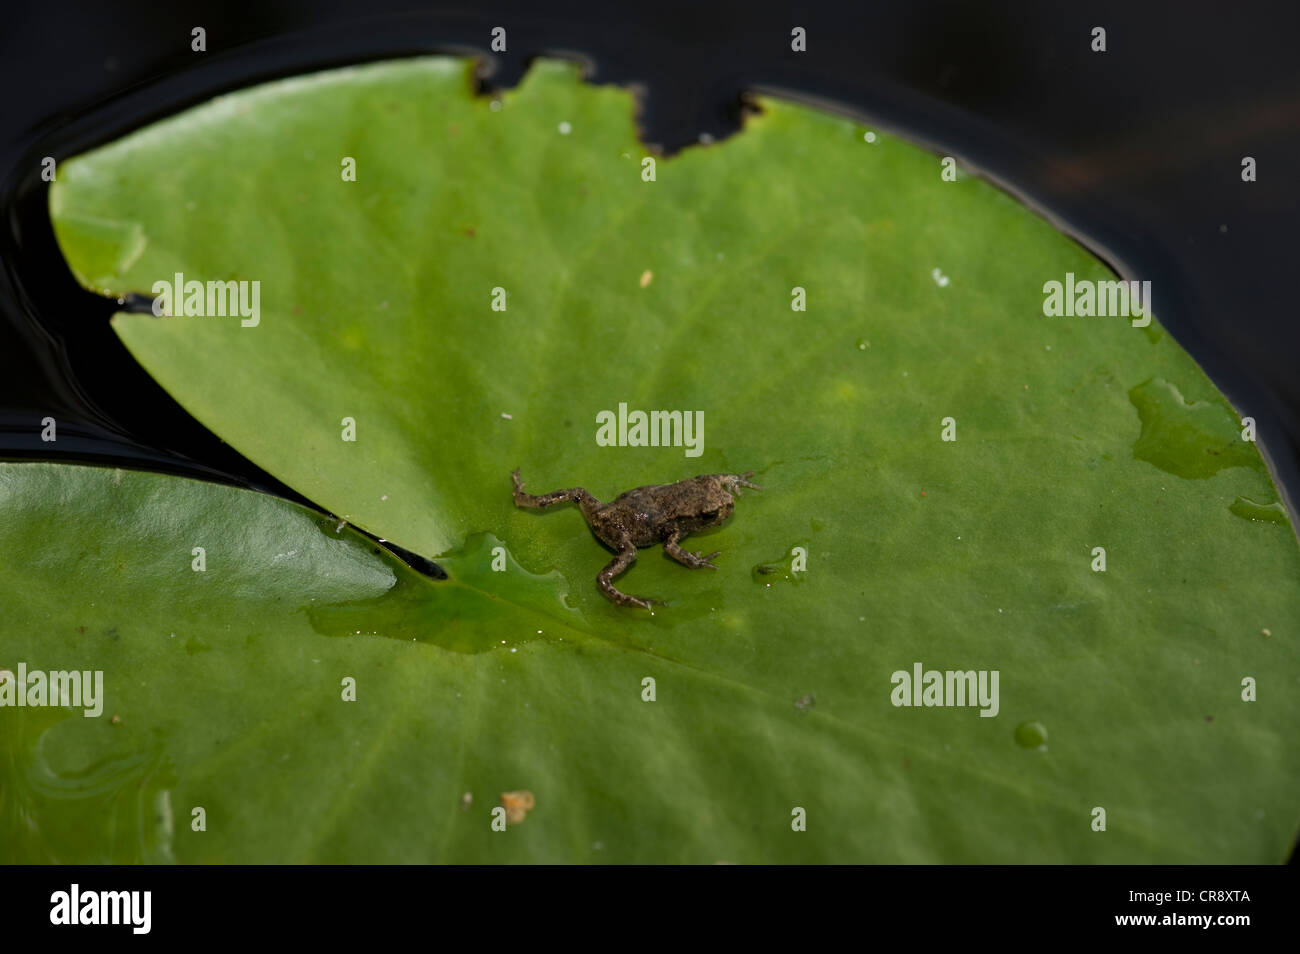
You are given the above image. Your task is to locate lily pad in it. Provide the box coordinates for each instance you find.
[28,57,1300,862]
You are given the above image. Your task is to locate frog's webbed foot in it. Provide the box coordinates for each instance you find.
[665,533,720,570]
[597,545,663,610]
[722,472,762,497]
[612,591,668,610]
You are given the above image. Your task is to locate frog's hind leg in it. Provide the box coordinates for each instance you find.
[598,545,663,610]
[664,530,720,570]
[512,468,601,520]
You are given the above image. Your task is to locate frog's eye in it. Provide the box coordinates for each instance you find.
[702,509,719,519]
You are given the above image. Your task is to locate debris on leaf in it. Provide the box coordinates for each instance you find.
[501,790,535,824]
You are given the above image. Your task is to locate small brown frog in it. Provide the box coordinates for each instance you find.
[511,469,760,609]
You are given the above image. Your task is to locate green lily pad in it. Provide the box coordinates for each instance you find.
[30,57,1300,862]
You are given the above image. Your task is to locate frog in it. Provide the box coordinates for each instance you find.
[511,469,760,609]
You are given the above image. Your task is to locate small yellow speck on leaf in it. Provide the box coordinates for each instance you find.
[501,790,536,824]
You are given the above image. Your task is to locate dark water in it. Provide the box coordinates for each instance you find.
[2,0,1297,858]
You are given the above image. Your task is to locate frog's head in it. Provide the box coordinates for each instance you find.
[691,473,759,524]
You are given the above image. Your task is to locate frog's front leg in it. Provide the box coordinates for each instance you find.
[597,544,663,609]
[512,469,601,520]
[664,530,720,570]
